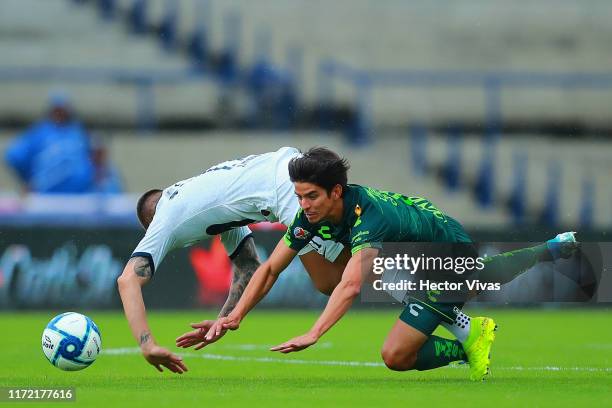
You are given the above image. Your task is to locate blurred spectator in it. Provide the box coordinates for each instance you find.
[4,91,122,194]
[90,135,123,194]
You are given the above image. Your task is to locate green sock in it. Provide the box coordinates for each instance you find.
[479,243,551,284]
[414,335,466,371]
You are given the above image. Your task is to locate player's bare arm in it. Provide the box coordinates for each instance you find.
[201,239,298,345]
[219,237,261,317]
[176,237,261,350]
[117,257,187,374]
[270,247,378,354]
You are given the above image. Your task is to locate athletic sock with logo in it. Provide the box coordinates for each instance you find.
[414,335,466,370]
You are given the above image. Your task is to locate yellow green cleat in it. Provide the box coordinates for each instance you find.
[463,317,497,381]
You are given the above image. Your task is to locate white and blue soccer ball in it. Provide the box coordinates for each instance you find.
[42,312,102,371]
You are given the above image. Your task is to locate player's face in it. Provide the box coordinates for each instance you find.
[294,182,340,223]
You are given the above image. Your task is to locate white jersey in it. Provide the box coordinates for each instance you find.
[132,147,301,273]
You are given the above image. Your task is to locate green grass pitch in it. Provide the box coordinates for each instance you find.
[1,309,610,407]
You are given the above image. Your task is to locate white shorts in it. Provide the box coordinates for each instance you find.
[297,236,345,262]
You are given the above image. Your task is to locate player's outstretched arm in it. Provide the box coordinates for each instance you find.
[270,248,378,354]
[203,239,297,344]
[117,257,187,374]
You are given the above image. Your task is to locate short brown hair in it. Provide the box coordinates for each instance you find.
[136,189,162,229]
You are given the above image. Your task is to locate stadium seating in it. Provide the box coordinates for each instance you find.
[4,0,612,127]
[109,0,612,126]
[4,127,606,227]
[1,0,610,228]
[0,0,240,126]
[424,132,612,227]
[23,0,606,128]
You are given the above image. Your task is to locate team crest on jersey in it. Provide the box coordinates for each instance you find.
[293,227,310,240]
[354,204,362,217]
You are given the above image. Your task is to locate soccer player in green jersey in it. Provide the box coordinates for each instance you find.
[195,147,579,381]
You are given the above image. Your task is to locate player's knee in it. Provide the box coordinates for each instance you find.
[381,346,417,371]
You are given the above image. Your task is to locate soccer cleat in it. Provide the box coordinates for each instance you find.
[463,317,497,381]
[547,231,579,260]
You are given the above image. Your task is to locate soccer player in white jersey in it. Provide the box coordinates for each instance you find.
[117,147,349,374]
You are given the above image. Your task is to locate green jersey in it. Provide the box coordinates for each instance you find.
[284,184,471,255]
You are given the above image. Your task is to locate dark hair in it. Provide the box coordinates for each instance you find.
[136,189,162,229]
[288,147,350,195]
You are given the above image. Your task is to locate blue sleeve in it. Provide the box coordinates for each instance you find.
[5,127,37,181]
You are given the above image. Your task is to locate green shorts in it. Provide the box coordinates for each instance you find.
[398,216,474,335]
[399,296,464,336]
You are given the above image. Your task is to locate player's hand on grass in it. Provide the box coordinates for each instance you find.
[202,315,240,344]
[142,344,188,374]
[175,320,219,350]
[269,332,318,354]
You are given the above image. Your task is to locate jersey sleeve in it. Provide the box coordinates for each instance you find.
[220,226,253,259]
[282,209,313,252]
[349,204,386,255]
[131,216,175,276]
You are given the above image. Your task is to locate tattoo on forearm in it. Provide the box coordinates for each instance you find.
[219,238,260,317]
[139,331,151,345]
[133,257,153,279]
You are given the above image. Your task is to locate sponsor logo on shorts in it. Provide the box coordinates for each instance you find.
[408,303,424,317]
[294,227,310,240]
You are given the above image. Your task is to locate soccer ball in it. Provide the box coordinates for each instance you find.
[42,312,102,371]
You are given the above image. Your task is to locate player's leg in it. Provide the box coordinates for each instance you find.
[381,319,427,371]
[449,214,579,291]
[478,232,579,285]
[298,241,350,296]
[381,299,495,380]
[381,301,466,372]
[380,241,488,358]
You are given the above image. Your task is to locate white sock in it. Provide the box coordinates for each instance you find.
[441,311,471,343]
